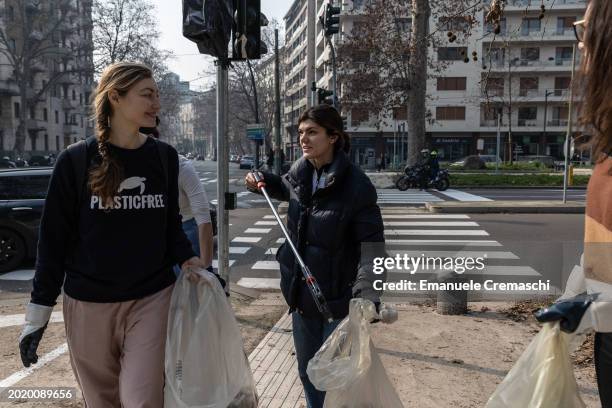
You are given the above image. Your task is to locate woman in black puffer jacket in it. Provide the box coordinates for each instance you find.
[245,104,386,408]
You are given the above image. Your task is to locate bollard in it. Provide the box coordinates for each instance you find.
[436,272,468,315]
[568,164,574,186]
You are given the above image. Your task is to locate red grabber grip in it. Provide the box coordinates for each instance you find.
[257,181,266,189]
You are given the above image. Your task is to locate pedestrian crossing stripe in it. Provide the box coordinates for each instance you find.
[385,239,502,246]
[232,236,262,243]
[438,189,493,202]
[252,261,280,270]
[229,247,251,254]
[385,229,490,236]
[386,250,519,259]
[383,221,480,227]
[265,248,279,255]
[245,228,272,234]
[381,214,471,219]
[237,277,280,290]
[256,221,278,226]
[212,260,236,268]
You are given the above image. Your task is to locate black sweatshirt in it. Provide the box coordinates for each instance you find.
[31,137,196,306]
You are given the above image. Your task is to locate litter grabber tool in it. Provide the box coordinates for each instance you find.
[251,170,334,323]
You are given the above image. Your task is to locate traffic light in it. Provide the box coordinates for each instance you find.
[323,3,340,37]
[317,88,334,105]
[232,0,269,60]
[183,0,233,59]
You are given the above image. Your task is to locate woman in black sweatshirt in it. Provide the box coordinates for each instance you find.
[18,62,205,408]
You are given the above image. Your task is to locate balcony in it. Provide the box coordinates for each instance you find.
[504,0,586,10]
[517,119,538,127]
[63,123,80,135]
[548,119,569,127]
[480,89,572,100]
[484,58,577,72]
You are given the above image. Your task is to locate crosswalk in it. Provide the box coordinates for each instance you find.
[236,208,559,301]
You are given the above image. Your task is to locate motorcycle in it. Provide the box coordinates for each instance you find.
[395,165,450,191]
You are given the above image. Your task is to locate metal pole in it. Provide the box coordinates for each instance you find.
[311,81,317,107]
[563,43,577,204]
[496,112,501,174]
[274,29,282,175]
[543,90,549,155]
[507,57,513,164]
[216,60,230,291]
[327,36,339,111]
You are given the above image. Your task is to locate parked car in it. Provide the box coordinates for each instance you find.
[450,155,486,170]
[479,155,502,163]
[0,167,218,274]
[0,167,51,273]
[0,157,16,169]
[14,157,29,167]
[29,155,56,166]
[239,155,255,169]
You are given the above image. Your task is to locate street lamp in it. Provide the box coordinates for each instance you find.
[542,89,554,156]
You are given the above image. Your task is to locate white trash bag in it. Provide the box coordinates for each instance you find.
[307,298,404,408]
[486,322,586,408]
[164,269,258,408]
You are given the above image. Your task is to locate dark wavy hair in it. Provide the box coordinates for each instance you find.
[298,104,350,153]
[576,0,612,163]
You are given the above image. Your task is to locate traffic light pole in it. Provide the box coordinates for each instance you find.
[325,36,339,111]
[216,59,230,292]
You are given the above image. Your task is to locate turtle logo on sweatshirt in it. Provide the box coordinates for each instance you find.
[90,176,165,211]
[118,176,147,194]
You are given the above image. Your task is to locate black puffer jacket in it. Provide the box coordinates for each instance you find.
[259,151,386,319]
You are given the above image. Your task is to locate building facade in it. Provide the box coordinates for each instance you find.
[0,0,95,158]
[312,0,586,169]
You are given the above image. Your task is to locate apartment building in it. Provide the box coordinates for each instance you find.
[0,0,95,157]
[313,0,586,168]
[282,0,316,161]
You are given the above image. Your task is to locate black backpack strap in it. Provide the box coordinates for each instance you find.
[153,137,169,191]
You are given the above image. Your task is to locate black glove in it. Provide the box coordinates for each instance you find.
[207,266,229,297]
[19,324,47,367]
[534,293,597,333]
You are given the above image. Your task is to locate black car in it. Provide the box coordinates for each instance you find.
[0,157,16,168]
[0,167,218,274]
[29,155,56,166]
[0,167,51,273]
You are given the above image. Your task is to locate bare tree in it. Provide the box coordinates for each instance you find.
[0,0,94,154]
[92,0,171,77]
[338,0,481,165]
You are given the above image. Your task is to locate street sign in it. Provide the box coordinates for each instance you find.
[477,138,484,151]
[247,124,265,141]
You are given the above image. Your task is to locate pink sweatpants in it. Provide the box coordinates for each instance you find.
[62,284,173,408]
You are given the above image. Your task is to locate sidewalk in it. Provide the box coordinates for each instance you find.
[426,200,585,214]
[249,301,601,407]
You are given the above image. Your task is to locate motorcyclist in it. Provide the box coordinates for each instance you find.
[418,149,431,190]
[429,150,440,181]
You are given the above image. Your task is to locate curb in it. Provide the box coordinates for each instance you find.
[278,202,289,214]
[425,201,585,214]
[229,283,261,299]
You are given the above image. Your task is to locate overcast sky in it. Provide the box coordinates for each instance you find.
[149,0,290,90]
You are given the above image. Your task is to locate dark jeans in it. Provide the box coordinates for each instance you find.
[173,218,212,276]
[292,312,342,408]
[595,332,612,407]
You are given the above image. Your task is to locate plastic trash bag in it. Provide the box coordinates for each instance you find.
[164,269,258,408]
[307,298,404,408]
[486,322,586,408]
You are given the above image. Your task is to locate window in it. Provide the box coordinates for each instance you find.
[436,107,465,121]
[29,106,35,119]
[439,16,470,32]
[79,93,83,105]
[394,18,412,33]
[14,102,20,118]
[9,38,16,51]
[557,16,576,34]
[351,108,369,125]
[43,108,48,121]
[521,18,541,35]
[518,107,538,126]
[486,18,506,34]
[438,47,467,61]
[520,47,540,62]
[44,134,49,151]
[56,135,60,150]
[556,47,573,64]
[8,5,14,21]
[65,111,69,124]
[437,77,466,91]
[72,89,76,101]
[9,176,50,199]
[519,77,539,96]
[392,107,407,120]
[554,77,571,95]
[483,77,504,96]
[55,110,59,124]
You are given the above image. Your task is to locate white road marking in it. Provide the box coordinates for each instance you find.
[0,343,68,388]
[381,214,471,219]
[255,221,278,226]
[385,239,501,246]
[0,311,64,328]
[437,189,493,202]
[252,261,280,270]
[386,250,519,259]
[232,237,262,243]
[212,260,236,268]
[265,248,279,255]
[385,229,490,236]
[237,278,280,290]
[245,228,272,234]
[383,221,480,227]
[0,269,35,281]
[229,247,251,254]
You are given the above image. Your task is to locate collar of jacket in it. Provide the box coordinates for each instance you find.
[285,150,350,192]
